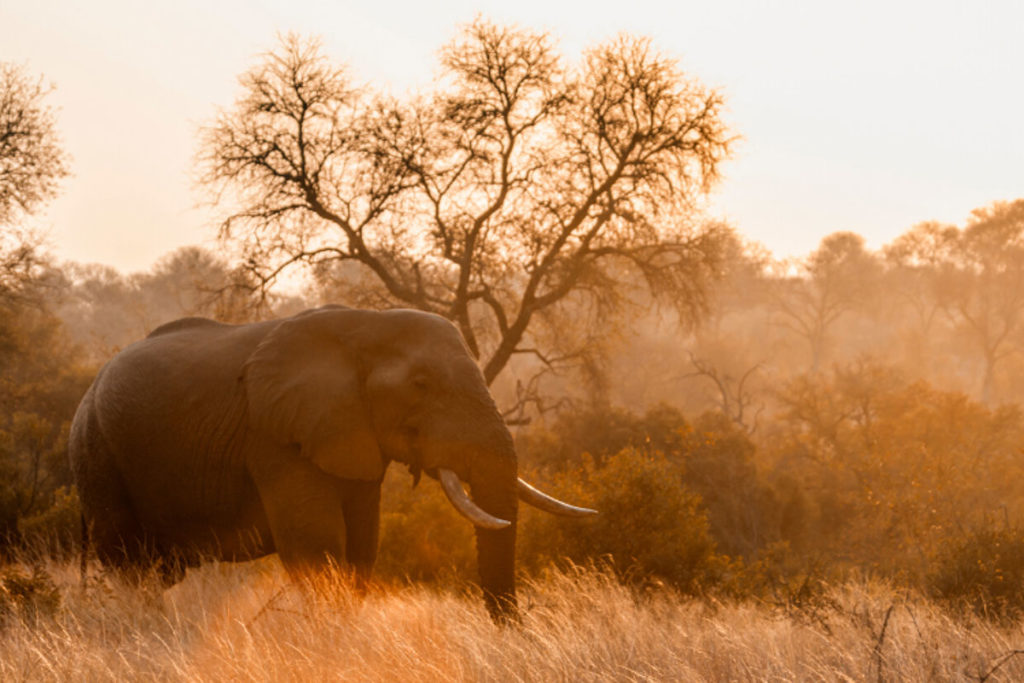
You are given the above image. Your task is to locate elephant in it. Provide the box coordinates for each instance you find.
[68,305,595,619]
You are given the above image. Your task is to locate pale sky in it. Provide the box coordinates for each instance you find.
[2,0,1022,272]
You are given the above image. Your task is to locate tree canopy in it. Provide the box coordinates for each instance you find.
[199,20,733,386]
[886,200,1024,402]
[0,62,68,228]
[0,62,69,310]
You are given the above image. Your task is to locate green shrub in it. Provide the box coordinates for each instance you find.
[520,404,767,559]
[520,447,724,594]
[929,524,1024,621]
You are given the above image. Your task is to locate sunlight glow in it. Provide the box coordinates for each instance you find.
[2,0,1021,271]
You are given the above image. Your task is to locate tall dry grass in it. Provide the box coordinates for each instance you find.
[3,559,1024,682]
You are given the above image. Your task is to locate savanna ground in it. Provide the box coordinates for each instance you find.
[3,558,1024,682]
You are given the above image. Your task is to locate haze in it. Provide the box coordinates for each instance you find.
[2,0,1021,272]
[9,4,1024,676]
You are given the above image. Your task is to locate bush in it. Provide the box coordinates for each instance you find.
[521,447,724,594]
[929,523,1024,621]
[767,365,1024,578]
[0,565,61,624]
[376,468,476,584]
[17,486,80,558]
[519,403,691,472]
[520,404,767,559]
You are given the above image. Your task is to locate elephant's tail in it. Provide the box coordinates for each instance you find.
[79,513,89,586]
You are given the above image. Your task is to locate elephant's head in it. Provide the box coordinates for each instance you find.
[244,306,594,618]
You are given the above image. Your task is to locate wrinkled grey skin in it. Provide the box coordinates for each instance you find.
[69,306,518,617]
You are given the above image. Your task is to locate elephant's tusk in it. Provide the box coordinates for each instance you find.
[438,469,512,530]
[518,478,598,517]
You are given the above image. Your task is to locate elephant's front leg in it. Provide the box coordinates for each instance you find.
[248,452,348,577]
[339,478,382,587]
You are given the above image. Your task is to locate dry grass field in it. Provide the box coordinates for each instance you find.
[2,560,1024,682]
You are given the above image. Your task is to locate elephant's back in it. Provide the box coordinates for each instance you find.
[93,318,272,427]
[147,316,222,338]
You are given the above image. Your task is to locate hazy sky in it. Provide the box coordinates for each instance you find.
[3,0,1022,273]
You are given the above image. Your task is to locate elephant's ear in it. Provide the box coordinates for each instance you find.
[243,312,384,481]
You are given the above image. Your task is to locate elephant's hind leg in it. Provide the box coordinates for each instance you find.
[78,448,180,582]
[91,516,188,586]
[71,384,189,586]
[72,399,153,580]
[87,497,148,578]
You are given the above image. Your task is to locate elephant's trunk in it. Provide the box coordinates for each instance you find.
[469,457,518,621]
[475,522,517,620]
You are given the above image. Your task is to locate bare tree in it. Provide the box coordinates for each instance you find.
[0,62,68,227]
[685,352,763,433]
[770,232,880,373]
[942,201,1024,403]
[0,62,69,306]
[884,202,1024,403]
[883,221,960,378]
[198,21,733,385]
